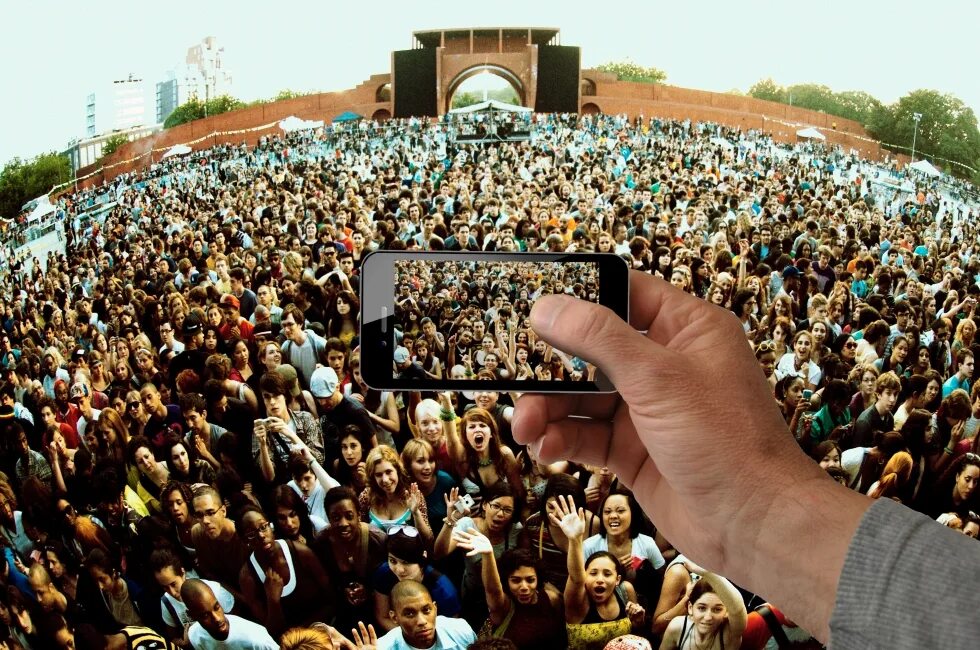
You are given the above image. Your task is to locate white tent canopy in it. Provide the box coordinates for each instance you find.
[161,144,192,160]
[449,99,532,115]
[278,116,324,132]
[909,159,941,177]
[796,127,826,141]
[27,195,55,222]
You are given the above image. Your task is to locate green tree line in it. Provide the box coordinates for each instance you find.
[0,153,71,220]
[748,79,980,182]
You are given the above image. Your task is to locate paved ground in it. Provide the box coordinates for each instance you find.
[14,229,65,275]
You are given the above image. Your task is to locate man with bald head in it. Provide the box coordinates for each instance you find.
[182,579,278,650]
[375,580,475,650]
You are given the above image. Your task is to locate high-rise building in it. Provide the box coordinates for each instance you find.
[184,36,233,102]
[85,74,155,137]
[156,72,180,124]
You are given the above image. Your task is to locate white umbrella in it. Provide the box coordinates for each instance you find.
[279,116,323,132]
[909,159,941,177]
[161,144,192,159]
[710,137,735,149]
[796,127,826,141]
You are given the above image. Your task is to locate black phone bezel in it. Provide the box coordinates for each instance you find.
[359,250,630,393]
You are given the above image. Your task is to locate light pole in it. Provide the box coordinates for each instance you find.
[911,112,922,164]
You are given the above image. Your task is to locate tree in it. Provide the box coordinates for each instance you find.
[748,78,786,103]
[163,95,246,128]
[0,152,71,219]
[451,92,480,109]
[868,90,980,180]
[100,133,129,158]
[594,61,667,84]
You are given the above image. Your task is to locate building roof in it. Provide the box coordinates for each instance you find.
[412,28,559,48]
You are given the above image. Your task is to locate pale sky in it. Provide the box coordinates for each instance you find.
[2,0,977,167]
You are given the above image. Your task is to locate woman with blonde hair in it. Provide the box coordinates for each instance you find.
[91,406,130,465]
[867,451,914,501]
[357,445,432,542]
[401,438,456,531]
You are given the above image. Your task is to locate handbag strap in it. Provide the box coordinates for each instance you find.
[492,599,516,638]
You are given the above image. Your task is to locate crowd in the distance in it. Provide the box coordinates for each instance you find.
[0,110,976,650]
[391,258,599,383]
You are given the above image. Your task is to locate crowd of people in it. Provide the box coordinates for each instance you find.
[391,258,600,382]
[0,110,976,650]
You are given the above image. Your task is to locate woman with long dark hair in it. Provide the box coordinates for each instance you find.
[917,453,980,520]
[270,484,325,545]
[551,495,646,649]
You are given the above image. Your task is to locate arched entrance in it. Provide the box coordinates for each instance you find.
[376,84,391,103]
[372,108,391,122]
[581,102,601,115]
[445,65,525,113]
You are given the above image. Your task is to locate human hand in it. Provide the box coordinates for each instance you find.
[407,482,422,513]
[512,271,833,619]
[264,569,284,599]
[193,435,208,457]
[452,526,494,556]
[350,621,378,650]
[625,600,646,627]
[350,392,365,404]
[548,494,586,540]
[254,423,267,447]
[313,624,356,650]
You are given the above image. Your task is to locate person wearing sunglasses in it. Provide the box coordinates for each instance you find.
[372,524,461,633]
[235,506,334,637]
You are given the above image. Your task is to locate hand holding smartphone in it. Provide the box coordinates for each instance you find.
[358,251,629,393]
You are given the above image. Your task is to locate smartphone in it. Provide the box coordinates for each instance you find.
[802,389,813,400]
[455,493,475,513]
[359,250,630,393]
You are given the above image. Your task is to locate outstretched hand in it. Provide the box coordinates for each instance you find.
[547,494,586,540]
[452,527,494,556]
[511,271,839,619]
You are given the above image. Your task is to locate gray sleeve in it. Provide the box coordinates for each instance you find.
[829,497,980,649]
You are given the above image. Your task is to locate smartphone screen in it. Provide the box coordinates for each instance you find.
[359,251,629,393]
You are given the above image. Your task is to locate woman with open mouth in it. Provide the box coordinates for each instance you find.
[235,506,334,637]
[583,490,666,606]
[552,495,647,649]
[435,481,523,628]
[440,391,524,513]
[453,534,567,648]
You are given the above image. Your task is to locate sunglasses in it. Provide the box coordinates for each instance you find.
[127,401,140,410]
[389,525,420,538]
[844,342,858,349]
[757,342,775,353]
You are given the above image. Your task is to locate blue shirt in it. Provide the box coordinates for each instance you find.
[942,375,971,398]
[378,615,475,650]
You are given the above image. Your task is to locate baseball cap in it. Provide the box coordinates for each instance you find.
[393,346,410,364]
[782,265,802,279]
[220,294,240,311]
[274,364,301,397]
[70,382,90,399]
[183,314,202,335]
[309,366,339,399]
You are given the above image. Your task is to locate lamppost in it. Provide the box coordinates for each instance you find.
[911,112,922,164]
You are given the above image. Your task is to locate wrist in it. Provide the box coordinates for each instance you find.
[727,471,871,643]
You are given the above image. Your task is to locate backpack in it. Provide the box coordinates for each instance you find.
[281,330,326,367]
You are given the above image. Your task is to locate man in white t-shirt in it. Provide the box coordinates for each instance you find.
[182,579,278,650]
[152,550,235,641]
[71,382,101,444]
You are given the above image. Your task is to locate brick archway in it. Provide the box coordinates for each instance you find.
[581,102,601,115]
[445,64,525,113]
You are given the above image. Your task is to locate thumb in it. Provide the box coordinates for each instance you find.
[529,294,649,388]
